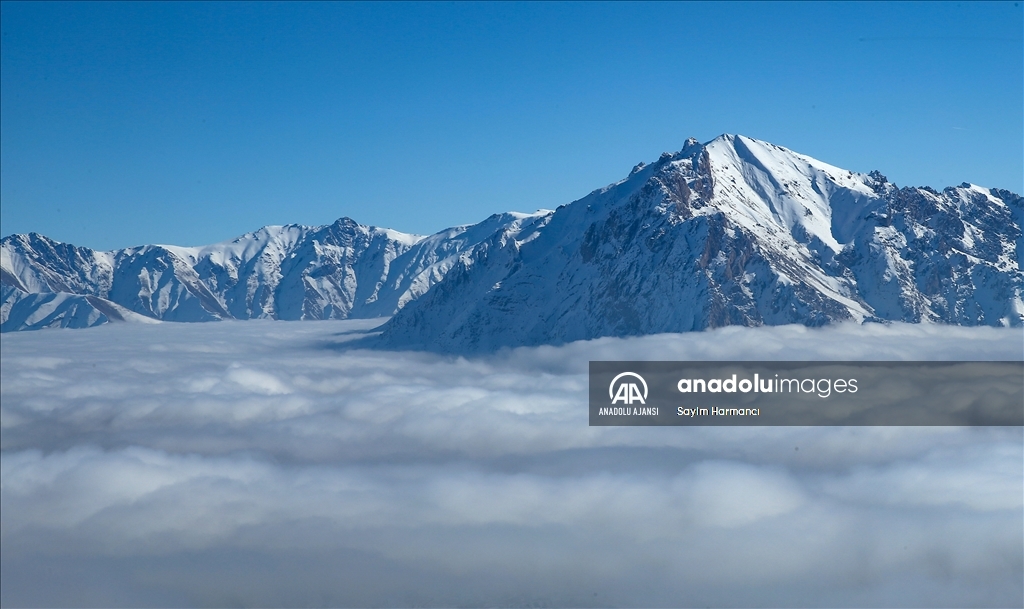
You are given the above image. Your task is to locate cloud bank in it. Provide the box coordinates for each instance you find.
[2,320,1022,607]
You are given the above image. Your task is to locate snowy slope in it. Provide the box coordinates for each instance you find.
[1,284,159,332]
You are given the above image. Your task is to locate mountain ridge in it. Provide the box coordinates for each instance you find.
[1,213,548,331]
[4,134,1022,347]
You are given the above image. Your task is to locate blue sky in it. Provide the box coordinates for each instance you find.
[2,1,1021,250]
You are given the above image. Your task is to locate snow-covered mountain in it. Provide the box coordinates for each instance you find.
[1,213,547,331]
[4,134,1022,348]
[377,135,1023,351]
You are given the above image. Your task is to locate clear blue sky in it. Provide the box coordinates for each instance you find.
[2,1,1021,250]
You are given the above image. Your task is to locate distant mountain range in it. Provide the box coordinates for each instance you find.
[3,134,1022,351]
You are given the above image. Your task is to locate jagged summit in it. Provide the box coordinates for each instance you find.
[4,134,1022,347]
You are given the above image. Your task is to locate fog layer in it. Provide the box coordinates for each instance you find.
[2,320,1021,607]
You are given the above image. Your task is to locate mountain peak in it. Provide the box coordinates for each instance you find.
[374,135,1022,351]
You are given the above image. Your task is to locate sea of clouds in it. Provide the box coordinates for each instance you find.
[1,319,1022,607]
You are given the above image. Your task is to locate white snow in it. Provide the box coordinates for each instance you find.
[702,134,878,253]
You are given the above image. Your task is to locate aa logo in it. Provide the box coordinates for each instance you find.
[609,372,648,405]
